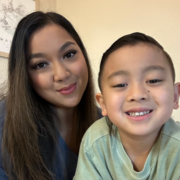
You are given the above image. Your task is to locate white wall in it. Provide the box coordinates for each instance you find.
[0,0,56,86]
[57,0,180,121]
[0,56,8,85]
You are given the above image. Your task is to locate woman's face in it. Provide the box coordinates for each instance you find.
[28,24,88,109]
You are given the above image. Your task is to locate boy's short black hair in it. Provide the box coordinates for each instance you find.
[98,32,175,91]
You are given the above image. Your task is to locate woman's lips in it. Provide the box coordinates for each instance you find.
[57,83,76,95]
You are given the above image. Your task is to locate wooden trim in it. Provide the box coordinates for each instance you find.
[0,0,38,58]
[34,0,39,11]
[0,51,8,58]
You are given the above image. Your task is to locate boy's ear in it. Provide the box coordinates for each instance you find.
[96,93,107,116]
[173,83,180,109]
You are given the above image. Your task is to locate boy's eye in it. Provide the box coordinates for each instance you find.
[113,83,128,88]
[63,50,77,59]
[33,62,48,69]
[147,79,162,84]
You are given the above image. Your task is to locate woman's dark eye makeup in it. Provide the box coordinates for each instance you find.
[63,50,77,59]
[32,62,48,69]
[30,49,77,69]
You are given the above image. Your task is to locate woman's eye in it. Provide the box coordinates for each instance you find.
[63,50,77,59]
[147,79,162,84]
[33,62,48,69]
[113,83,128,88]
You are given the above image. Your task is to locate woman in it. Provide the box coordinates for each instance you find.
[0,11,101,180]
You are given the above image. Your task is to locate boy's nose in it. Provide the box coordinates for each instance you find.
[126,83,149,102]
[53,61,70,82]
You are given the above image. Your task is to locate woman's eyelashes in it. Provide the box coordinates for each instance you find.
[30,50,77,70]
[32,61,49,70]
[63,50,77,59]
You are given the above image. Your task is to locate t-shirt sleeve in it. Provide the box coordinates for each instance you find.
[73,139,103,180]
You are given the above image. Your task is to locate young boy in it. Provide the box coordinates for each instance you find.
[74,33,180,180]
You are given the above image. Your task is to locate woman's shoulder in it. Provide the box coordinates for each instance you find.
[0,99,5,136]
[0,99,5,123]
[0,100,9,179]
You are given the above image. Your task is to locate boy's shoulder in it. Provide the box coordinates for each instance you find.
[162,118,180,142]
[82,117,111,150]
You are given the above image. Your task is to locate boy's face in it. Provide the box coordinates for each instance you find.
[96,43,180,136]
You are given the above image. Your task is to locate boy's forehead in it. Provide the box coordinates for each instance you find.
[107,43,162,61]
[102,43,171,78]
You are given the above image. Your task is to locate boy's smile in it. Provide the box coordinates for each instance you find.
[125,107,153,121]
[96,43,180,137]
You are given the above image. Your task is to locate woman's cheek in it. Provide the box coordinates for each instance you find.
[30,72,53,90]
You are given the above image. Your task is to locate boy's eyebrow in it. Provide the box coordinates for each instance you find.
[108,70,129,80]
[107,65,165,80]
[143,65,165,73]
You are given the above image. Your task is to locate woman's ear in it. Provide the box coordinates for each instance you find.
[96,93,107,116]
[173,83,180,109]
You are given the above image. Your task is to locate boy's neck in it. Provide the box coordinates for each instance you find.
[119,127,162,172]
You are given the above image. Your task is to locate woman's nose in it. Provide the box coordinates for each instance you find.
[53,61,70,82]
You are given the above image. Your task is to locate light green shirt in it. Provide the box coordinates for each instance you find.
[74,117,180,180]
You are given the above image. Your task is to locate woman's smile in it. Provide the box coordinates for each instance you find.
[57,83,77,95]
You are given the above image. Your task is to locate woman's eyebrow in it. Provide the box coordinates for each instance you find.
[58,41,76,52]
[28,41,76,61]
[28,53,46,61]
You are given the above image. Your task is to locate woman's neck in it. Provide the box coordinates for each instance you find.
[56,106,79,154]
[119,128,162,172]
[56,106,77,128]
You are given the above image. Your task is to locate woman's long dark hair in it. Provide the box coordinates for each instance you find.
[2,11,97,180]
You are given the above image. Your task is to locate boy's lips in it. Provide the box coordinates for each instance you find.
[125,108,153,121]
[57,83,76,95]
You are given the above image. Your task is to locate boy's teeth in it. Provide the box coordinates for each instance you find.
[128,111,150,117]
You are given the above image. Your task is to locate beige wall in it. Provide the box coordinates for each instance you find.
[36,0,56,12]
[57,0,180,121]
[0,0,56,85]
[0,1,180,120]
